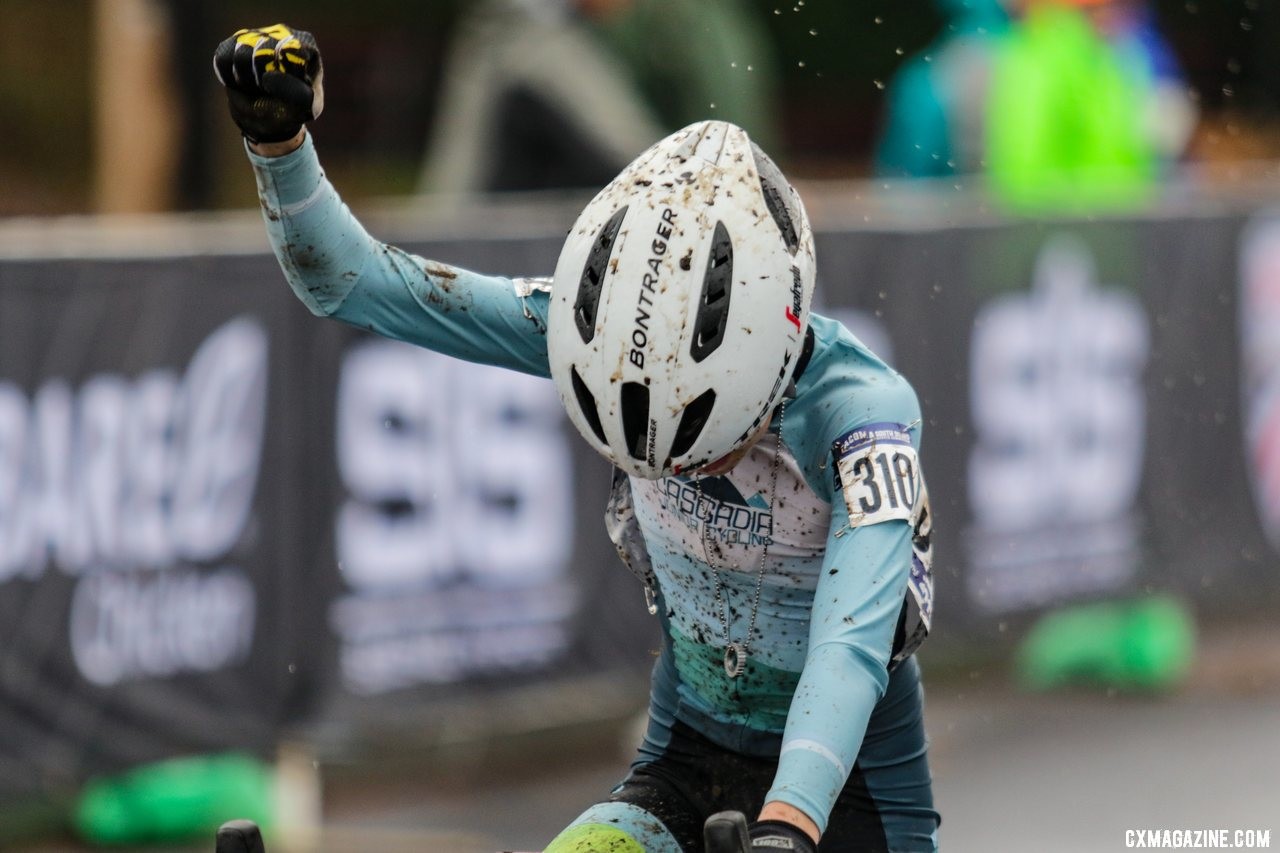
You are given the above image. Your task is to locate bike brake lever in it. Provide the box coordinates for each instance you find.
[216,819,265,853]
[704,810,752,853]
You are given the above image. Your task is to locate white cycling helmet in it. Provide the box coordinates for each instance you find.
[547,120,815,479]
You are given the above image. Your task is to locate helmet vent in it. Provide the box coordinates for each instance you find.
[620,381,651,461]
[575,206,628,343]
[670,389,717,459]
[690,221,733,363]
[570,365,608,445]
[750,142,800,255]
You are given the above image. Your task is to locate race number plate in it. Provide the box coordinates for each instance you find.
[833,422,921,527]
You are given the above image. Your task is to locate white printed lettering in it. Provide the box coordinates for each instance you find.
[965,237,1148,611]
[0,318,268,580]
[332,340,577,692]
[70,567,255,686]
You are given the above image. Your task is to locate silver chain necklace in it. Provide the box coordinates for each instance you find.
[694,400,786,679]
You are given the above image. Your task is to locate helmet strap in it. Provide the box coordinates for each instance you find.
[784,324,817,398]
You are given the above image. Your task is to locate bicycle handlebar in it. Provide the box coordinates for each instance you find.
[218,810,758,852]
[704,810,752,853]
[216,820,265,853]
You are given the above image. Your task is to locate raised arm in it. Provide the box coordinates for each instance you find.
[215,24,552,377]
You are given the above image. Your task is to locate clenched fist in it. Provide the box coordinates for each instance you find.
[213,24,323,144]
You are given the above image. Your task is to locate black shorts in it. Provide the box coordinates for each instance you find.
[606,657,939,852]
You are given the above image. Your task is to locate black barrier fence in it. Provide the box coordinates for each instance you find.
[1,206,1278,802]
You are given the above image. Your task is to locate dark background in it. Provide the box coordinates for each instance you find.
[2,0,1278,214]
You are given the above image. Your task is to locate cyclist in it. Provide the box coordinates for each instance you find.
[215,25,940,852]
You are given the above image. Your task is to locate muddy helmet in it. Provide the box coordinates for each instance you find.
[547,120,815,479]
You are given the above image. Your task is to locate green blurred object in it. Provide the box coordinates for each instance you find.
[74,753,274,846]
[986,3,1157,214]
[1016,596,1196,691]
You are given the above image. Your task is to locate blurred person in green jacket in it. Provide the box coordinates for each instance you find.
[878,0,1192,193]
[986,0,1192,212]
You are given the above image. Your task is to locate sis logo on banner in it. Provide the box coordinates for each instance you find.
[331,339,577,694]
[1240,215,1280,551]
[965,236,1149,612]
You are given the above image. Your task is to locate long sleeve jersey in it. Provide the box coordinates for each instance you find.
[248,134,934,834]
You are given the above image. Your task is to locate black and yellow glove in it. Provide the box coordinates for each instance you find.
[213,24,323,144]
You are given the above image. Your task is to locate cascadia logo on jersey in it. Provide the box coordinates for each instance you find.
[660,475,774,546]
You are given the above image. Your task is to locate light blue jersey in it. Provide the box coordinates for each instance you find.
[249,134,937,844]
